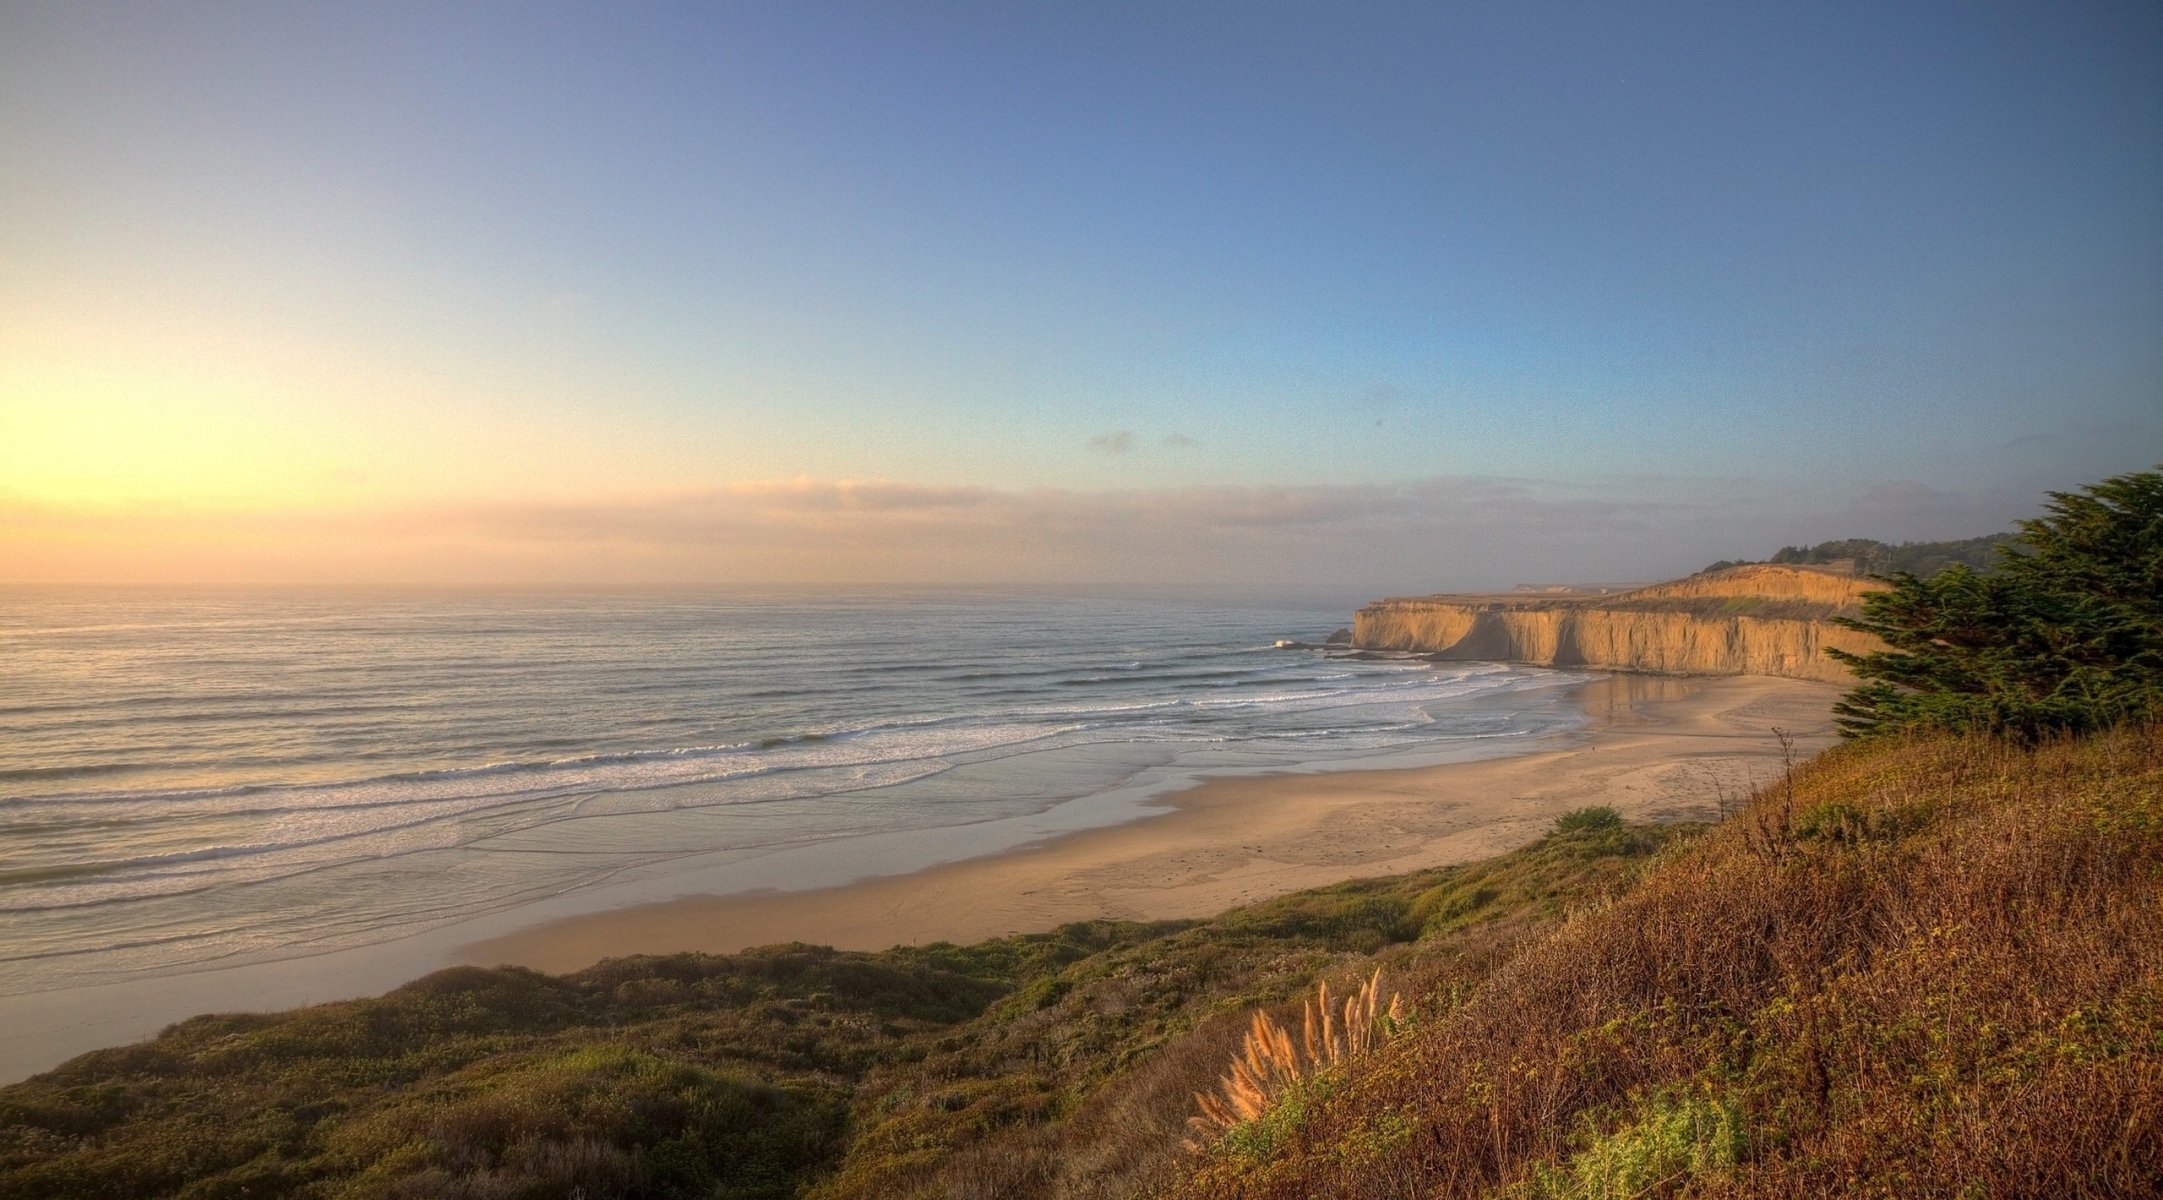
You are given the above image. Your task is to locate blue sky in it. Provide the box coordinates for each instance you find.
[2,2,2159,587]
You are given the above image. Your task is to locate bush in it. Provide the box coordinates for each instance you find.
[1525,1090,1747,1199]
[1553,806,1622,834]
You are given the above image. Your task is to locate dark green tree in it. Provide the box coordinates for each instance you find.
[1827,468,2163,739]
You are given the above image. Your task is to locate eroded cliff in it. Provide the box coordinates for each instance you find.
[1353,565,1884,682]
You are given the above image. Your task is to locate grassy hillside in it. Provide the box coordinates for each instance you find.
[4,728,2154,1198]
[1172,726,2163,1198]
[0,809,1684,1199]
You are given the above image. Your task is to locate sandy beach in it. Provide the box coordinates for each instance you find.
[466,673,1841,973]
[0,671,1838,1084]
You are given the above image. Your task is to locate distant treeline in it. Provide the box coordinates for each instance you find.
[1701,533,2015,578]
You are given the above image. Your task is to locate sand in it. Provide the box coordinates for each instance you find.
[465,674,1841,973]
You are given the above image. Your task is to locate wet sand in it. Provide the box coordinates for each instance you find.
[466,674,1840,972]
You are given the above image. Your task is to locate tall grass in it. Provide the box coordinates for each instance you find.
[1186,970,1403,1150]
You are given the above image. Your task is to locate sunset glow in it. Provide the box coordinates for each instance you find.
[2,4,2157,588]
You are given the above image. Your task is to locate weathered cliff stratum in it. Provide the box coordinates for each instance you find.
[1353,564,1885,682]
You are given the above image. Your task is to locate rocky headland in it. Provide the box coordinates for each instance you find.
[1353,563,1885,682]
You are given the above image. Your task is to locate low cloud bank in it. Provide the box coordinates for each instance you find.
[1,472,2055,591]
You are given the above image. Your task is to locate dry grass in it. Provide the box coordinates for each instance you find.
[1168,726,2163,1199]
[1185,970,1404,1149]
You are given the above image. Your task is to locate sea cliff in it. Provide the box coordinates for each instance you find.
[1353,564,1885,682]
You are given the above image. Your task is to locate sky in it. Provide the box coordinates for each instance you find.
[2,1,2159,592]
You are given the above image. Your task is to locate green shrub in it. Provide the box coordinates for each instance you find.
[1553,806,1623,834]
[333,1046,845,1199]
[1525,1091,1746,1198]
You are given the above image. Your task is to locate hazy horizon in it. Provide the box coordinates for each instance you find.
[5,3,2158,589]
[0,472,2096,594]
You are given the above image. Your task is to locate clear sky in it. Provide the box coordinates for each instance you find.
[3,1,2159,591]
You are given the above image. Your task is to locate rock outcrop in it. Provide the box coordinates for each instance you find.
[1353,565,1885,682]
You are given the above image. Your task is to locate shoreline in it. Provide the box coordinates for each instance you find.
[0,672,1839,1084]
[464,674,1841,973]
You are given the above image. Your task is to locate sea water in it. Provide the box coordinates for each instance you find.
[0,587,1585,994]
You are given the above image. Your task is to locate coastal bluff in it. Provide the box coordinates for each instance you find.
[1353,564,1885,682]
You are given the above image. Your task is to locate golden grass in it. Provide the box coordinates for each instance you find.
[1185,968,1403,1150]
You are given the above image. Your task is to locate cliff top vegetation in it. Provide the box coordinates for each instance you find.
[1362,562,1880,621]
[1699,533,2015,578]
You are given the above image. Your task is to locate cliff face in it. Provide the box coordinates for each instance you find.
[1353,565,1884,682]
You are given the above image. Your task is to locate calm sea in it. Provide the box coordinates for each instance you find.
[0,588,1583,993]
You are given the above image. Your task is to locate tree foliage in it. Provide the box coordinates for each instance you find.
[1828,467,2163,739]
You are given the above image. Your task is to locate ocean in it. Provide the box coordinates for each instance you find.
[0,587,1586,996]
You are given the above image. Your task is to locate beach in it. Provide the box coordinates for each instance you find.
[464,673,1840,972]
[0,669,1838,1083]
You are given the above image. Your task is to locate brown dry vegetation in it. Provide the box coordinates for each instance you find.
[1168,726,2163,1199]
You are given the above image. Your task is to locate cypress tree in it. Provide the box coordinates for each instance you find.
[1828,467,2163,739]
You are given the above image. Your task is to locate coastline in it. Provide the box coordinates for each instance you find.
[463,674,1840,973]
[0,672,1839,1084]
